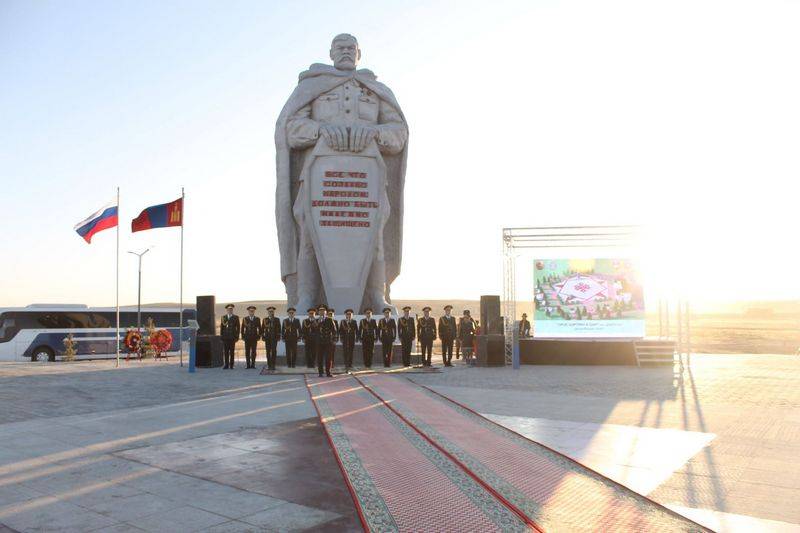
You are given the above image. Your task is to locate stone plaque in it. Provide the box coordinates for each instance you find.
[302,138,387,312]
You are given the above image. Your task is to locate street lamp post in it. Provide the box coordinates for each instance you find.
[127,248,151,330]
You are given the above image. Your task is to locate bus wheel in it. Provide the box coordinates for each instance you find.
[31,347,54,363]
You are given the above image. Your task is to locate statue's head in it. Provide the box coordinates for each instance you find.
[330,33,360,71]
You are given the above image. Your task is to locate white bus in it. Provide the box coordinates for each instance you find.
[0,304,196,362]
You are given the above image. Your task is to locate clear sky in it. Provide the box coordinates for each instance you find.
[2,0,799,308]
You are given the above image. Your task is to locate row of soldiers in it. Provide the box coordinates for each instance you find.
[219,303,477,376]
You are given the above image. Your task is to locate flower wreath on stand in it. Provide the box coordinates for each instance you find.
[151,329,173,359]
[124,328,143,360]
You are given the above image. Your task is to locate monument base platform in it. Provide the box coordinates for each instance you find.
[519,338,638,365]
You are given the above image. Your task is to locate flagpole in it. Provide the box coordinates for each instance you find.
[115,186,120,368]
[179,187,185,367]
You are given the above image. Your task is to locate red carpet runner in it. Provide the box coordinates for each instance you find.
[307,375,708,532]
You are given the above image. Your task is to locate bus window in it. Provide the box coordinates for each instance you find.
[0,315,18,343]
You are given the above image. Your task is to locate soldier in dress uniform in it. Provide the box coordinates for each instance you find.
[339,309,358,372]
[359,308,377,368]
[301,308,320,368]
[220,304,241,369]
[519,312,531,338]
[319,308,338,377]
[262,306,281,371]
[417,306,437,367]
[439,304,457,367]
[398,306,416,367]
[282,307,301,368]
[379,307,397,367]
[240,306,261,369]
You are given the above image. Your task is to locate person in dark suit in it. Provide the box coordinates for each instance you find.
[339,309,358,371]
[319,308,338,377]
[240,305,261,369]
[379,307,397,367]
[359,308,377,368]
[262,306,281,371]
[417,306,437,367]
[439,305,457,367]
[220,304,241,369]
[398,306,416,367]
[282,307,301,368]
[302,308,320,368]
[519,313,531,338]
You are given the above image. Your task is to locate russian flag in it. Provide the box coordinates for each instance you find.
[131,197,183,233]
[74,201,119,243]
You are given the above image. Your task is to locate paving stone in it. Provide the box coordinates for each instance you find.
[240,502,339,531]
[127,505,230,532]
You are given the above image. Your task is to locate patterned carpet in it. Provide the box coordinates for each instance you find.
[307,375,709,532]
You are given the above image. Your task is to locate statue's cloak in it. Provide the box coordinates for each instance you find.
[274,64,408,302]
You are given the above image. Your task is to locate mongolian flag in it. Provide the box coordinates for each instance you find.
[131,197,183,233]
[74,201,119,243]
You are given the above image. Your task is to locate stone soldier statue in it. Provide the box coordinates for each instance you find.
[241,306,261,369]
[439,305,456,367]
[359,308,377,368]
[397,306,416,367]
[262,306,281,371]
[339,309,358,371]
[220,304,241,369]
[379,307,396,367]
[275,33,409,313]
[282,307,301,368]
[417,306,437,367]
[319,309,338,377]
[301,308,320,368]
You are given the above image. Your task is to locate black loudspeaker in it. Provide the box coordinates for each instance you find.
[196,295,216,336]
[476,334,506,367]
[480,295,503,335]
[196,335,223,367]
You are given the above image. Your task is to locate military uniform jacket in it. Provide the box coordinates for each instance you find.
[519,319,531,337]
[398,316,416,341]
[417,316,437,342]
[339,319,358,345]
[379,317,397,343]
[319,317,338,344]
[438,315,457,340]
[302,317,320,342]
[241,315,261,340]
[359,318,377,341]
[220,314,241,340]
[261,316,281,342]
[282,317,301,342]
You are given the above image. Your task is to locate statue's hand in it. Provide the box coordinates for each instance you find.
[350,125,378,153]
[319,125,349,151]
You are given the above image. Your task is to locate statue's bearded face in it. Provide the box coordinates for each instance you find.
[330,36,360,70]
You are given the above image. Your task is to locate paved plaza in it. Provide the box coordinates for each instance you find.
[0,353,798,532]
